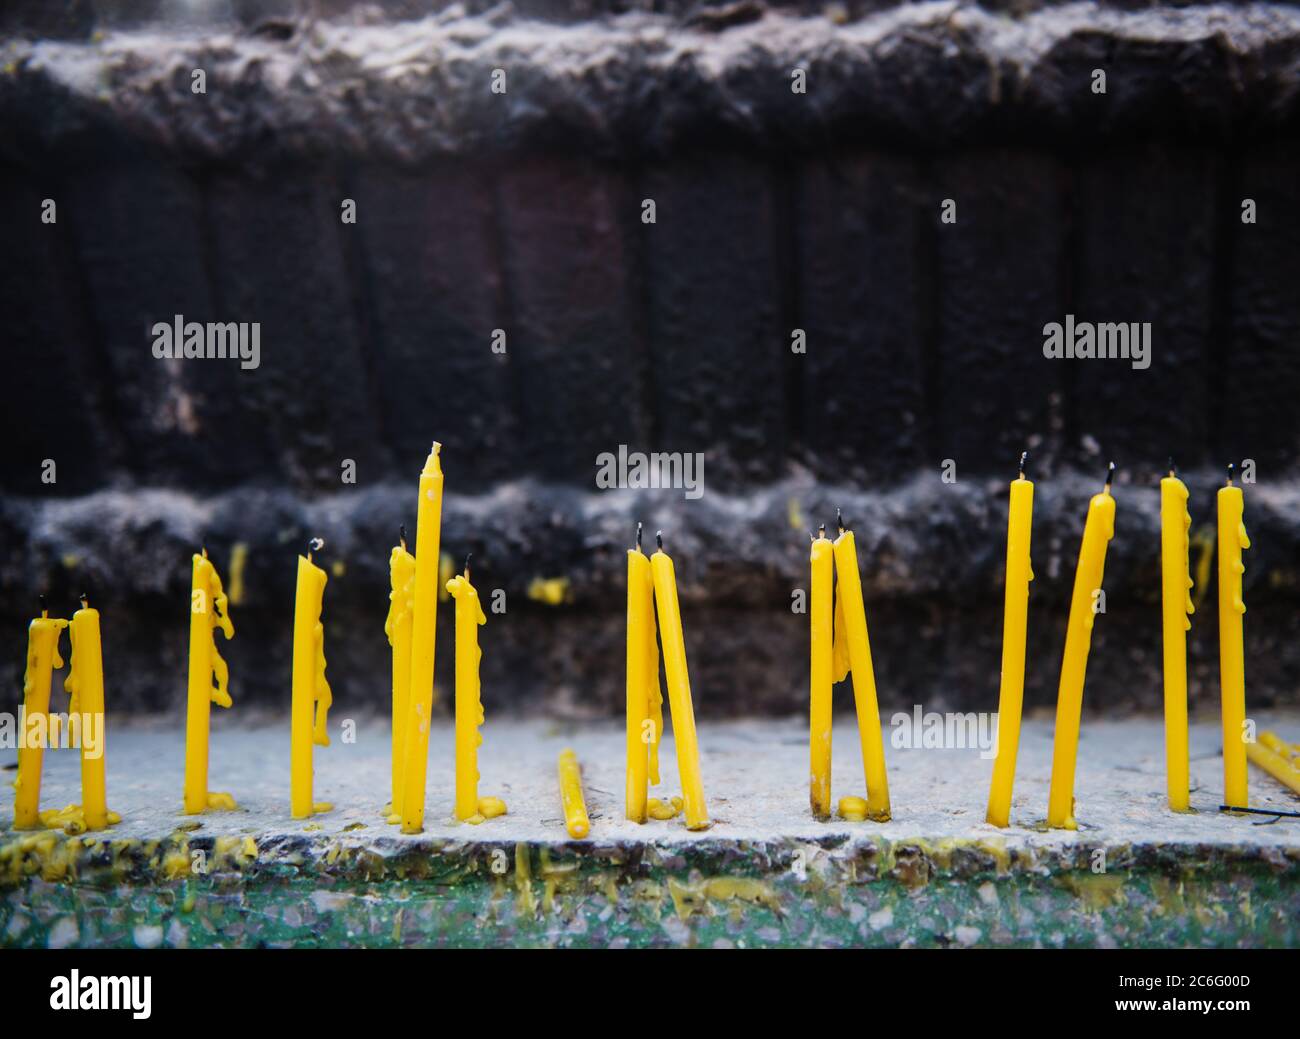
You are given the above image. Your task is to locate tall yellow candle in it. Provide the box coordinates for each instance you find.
[809,528,834,820]
[1047,465,1117,829]
[385,531,416,820]
[650,533,709,830]
[831,520,890,821]
[1160,465,1194,811]
[13,605,67,830]
[400,443,444,833]
[184,550,236,814]
[290,542,332,819]
[66,597,109,830]
[1218,466,1250,808]
[558,748,591,839]
[625,526,661,823]
[448,560,488,821]
[987,454,1035,828]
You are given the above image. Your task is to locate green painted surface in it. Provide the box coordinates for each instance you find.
[4,832,1297,948]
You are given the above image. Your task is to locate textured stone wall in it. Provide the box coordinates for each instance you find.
[1,0,1297,714]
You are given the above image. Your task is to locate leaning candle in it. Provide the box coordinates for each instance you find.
[558,748,591,838]
[290,540,332,819]
[184,549,236,814]
[13,601,67,830]
[400,443,444,834]
[1047,464,1117,829]
[1245,732,1300,797]
[1218,464,1251,808]
[384,529,416,820]
[809,526,835,820]
[650,532,709,830]
[66,596,110,830]
[447,558,490,822]
[1159,464,1194,811]
[832,515,890,821]
[987,453,1035,828]
[625,525,661,823]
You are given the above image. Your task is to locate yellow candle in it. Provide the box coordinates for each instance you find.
[1245,733,1300,797]
[184,550,236,814]
[1160,466,1194,811]
[13,606,68,830]
[650,534,709,830]
[557,748,590,838]
[400,444,444,833]
[625,527,661,823]
[290,543,332,819]
[1218,468,1250,807]
[809,528,834,820]
[384,532,416,820]
[66,597,110,830]
[831,522,891,821]
[447,560,490,821]
[987,455,1035,828]
[1047,465,1117,829]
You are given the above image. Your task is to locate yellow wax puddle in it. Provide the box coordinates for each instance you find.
[205,792,238,811]
[303,823,323,831]
[668,877,780,921]
[527,576,571,605]
[37,804,121,836]
[838,796,868,822]
[647,796,683,820]
[462,796,508,825]
[312,802,334,814]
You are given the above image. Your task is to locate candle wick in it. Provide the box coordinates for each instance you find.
[1167,456,1177,478]
[636,521,643,551]
[1104,461,1116,489]
[1226,462,1235,486]
[1018,451,1028,479]
[308,536,325,561]
[655,530,664,551]
[464,552,472,579]
[836,507,846,534]
[399,524,407,550]
[817,523,826,540]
